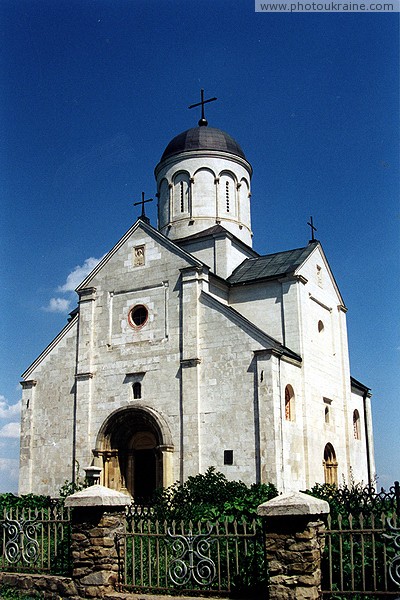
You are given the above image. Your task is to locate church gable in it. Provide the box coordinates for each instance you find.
[77,219,203,292]
[293,243,345,310]
[74,220,206,349]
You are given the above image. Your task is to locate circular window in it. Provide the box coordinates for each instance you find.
[128,305,148,329]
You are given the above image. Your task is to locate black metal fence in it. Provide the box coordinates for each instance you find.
[116,517,266,596]
[321,482,400,598]
[0,505,71,576]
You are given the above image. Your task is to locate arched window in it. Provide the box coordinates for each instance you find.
[219,172,236,216]
[353,409,361,440]
[180,181,184,212]
[133,382,141,400]
[323,443,338,485]
[318,320,324,333]
[284,385,295,421]
[173,172,190,215]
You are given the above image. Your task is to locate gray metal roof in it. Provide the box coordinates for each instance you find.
[160,126,246,161]
[228,243,317,284]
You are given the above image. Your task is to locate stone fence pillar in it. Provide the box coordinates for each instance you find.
[257,491,329,600]
[65,484,130,598]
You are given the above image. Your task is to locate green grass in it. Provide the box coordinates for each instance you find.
[0,586,45,600]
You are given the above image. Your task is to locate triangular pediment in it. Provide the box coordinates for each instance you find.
[229,241,345,309]
[293,242,345,308]
[76,218,205,292]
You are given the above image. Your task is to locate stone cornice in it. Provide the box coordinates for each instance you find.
[75,372,94,381]
[181,358,202,368]
[78,287,96,302]
[20,380,37,389]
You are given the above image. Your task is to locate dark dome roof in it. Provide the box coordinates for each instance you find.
[160,126,246,161]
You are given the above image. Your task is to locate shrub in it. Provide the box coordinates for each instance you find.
[150,466,278,523]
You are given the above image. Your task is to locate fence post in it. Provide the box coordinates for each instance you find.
[258,491,329,600]
[65,484,130,598]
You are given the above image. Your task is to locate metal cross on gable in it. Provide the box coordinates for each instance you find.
[307,216,317,242]
[134,192,153,224]
[189,88,217,127]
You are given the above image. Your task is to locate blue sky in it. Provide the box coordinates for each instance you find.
[0,0,398,493]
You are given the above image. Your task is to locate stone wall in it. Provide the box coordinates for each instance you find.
[258,491,329,600]
[0,571,77,599]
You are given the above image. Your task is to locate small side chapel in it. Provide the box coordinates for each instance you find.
[19,96,375,499]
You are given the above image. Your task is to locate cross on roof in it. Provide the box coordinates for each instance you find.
[134,192,153,224]
[307,216,317,242]
[189,88,217,127]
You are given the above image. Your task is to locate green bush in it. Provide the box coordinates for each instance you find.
[0,493,52,515]
[150,466,278,523]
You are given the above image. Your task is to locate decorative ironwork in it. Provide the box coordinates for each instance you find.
[384,516,400,587]
[168,524,216,587]
[2,517,39,565]
[321,480,400,513]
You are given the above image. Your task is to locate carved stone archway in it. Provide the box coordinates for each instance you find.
[93,406,174,501]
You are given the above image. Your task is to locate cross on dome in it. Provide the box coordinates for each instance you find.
[188,88,217,127]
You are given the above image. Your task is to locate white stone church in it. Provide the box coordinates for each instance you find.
[19,107,375,499]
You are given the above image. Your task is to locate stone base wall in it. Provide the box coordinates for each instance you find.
[0,572,235,600]
[0,572,78,599]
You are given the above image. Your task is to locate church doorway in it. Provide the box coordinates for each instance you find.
[93,407,173,502]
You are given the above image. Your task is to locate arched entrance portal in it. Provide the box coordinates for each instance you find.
[93,406,174,502]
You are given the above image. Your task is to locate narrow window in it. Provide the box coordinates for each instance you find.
[318,320,324,333]
[353,409,361,440]
[224,450,233,465]
[323,443,338,485]
[226,181,230,212]
[323,398,332,425]
[180,181,184,212]
[133,382,141,399]
[317,265,323,287]
[285,385,295,421]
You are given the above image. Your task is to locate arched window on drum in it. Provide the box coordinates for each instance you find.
[158,178,170,227]
[173,172,190,216]
[219,172,236,216]
[239,177,250,224]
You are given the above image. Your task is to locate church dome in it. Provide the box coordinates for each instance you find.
[160,126,246,161]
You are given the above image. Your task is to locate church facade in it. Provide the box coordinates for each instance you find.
[19,116,375,499]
